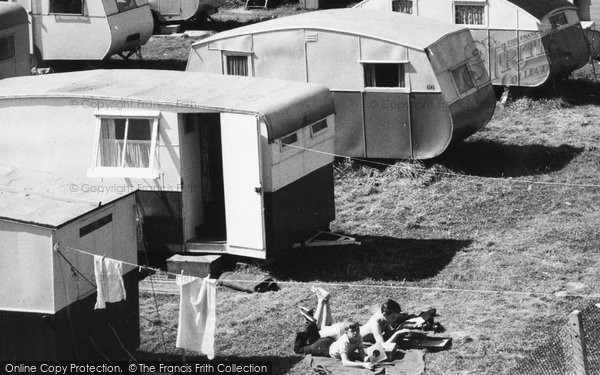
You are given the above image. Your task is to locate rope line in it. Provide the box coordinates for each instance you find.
[59,244,600,300]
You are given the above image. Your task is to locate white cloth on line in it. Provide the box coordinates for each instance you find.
[93,255,127,310]
[176,275,216,359]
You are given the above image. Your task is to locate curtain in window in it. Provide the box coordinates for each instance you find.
[455,5,484,25]
[124,141,151,168]
[226,56,248,76]
[99,119,123,167]
[364,64,377,87]
[392,0,412,14]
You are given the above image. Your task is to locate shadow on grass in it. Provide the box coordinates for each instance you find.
[135,351,304,374]
[432,141,583,178]
[505,78,600,106]
[46,59,187,73]
[268,236,471,282]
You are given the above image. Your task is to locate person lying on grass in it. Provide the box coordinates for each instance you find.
[300,287,420,345]
[294,320,374,370]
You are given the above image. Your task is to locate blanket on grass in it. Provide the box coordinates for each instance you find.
[307,349,425,375]
[217,271,278,293]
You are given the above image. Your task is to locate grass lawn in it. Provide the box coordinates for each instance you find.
[130,23,600,374]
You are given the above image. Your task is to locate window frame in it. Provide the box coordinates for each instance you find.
[223,52,252,77]
[449,62,477,96]
[49,0,86,16]
[88,110,160,179]
[115,0,139,12]
[392,0,413,14]
[278,131,299,152]
[549,12,568,30]
[452,1,487,27]
[0,34,15,62]
[361,61,409,92]
[309,119,328,138]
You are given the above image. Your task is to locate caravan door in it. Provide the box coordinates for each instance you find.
[220,113,266,258]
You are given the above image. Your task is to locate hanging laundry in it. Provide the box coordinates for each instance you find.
[176,276,216,359]
[93,255,126,309]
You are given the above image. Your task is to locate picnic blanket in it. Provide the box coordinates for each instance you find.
[307,349,425,375]
[217,271,279,293]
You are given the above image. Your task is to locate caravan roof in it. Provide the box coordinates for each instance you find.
[194,9,468,50]
[0,165,135,228]
[506,0,578,19]
[0,70,334,140]
[0,3,28,28]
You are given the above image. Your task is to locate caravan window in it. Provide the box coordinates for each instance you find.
[451,64,475,95]
[226,55,249,76]
[392,0,412,14]
[454,3,485,25]
[115,0,137,12]
[279,132,299,151]
[310,120,328,137]
[0,35,15,61]
[89,115,160,178]
[50,0,84,15]
[364,64,405,88]
[550,12,568,30]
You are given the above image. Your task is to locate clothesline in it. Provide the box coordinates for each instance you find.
[58,244,600,300]
[281,143,600,190]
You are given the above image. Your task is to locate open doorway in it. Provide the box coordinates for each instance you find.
[180,113,227,250]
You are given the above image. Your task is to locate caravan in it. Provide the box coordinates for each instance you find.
[0,3,30,78]
[354,0,591,87]
[149,0,225,26]
[3,0,153,61]
[187,9,495,159]
[0,69,336,259]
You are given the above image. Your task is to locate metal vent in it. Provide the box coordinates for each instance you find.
[305,33,318,43]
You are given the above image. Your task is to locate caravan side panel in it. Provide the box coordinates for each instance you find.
[0,222,53,314]
[105,6,153,58]
[305,30,363,90]
[253,31,307,81]
[188,43,224,74]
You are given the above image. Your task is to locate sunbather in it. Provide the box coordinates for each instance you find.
[300,287,418,345]
[294,320,373,370]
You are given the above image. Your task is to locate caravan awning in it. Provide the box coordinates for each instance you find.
[0,70,334,141]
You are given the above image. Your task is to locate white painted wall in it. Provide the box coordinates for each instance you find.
[53,196,137,312]
[0,221,54,313]
[0,99,181,196]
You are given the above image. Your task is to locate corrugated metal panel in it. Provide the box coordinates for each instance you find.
[0,70,335,141]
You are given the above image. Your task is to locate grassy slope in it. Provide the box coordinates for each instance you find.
[135,29,600,373]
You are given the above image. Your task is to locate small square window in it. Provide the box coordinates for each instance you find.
[0,36,15,61]
[280,132,298,150]
[310,120,328,137]
[454,4,485,25]
[226,55,249,76]
[550,12,568,30]
[115,0,137,12]
[451,64,475,95]
[90,115,159,178]
[392,0,412,14]
[50,0,84,14]
[364,64,405,88]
